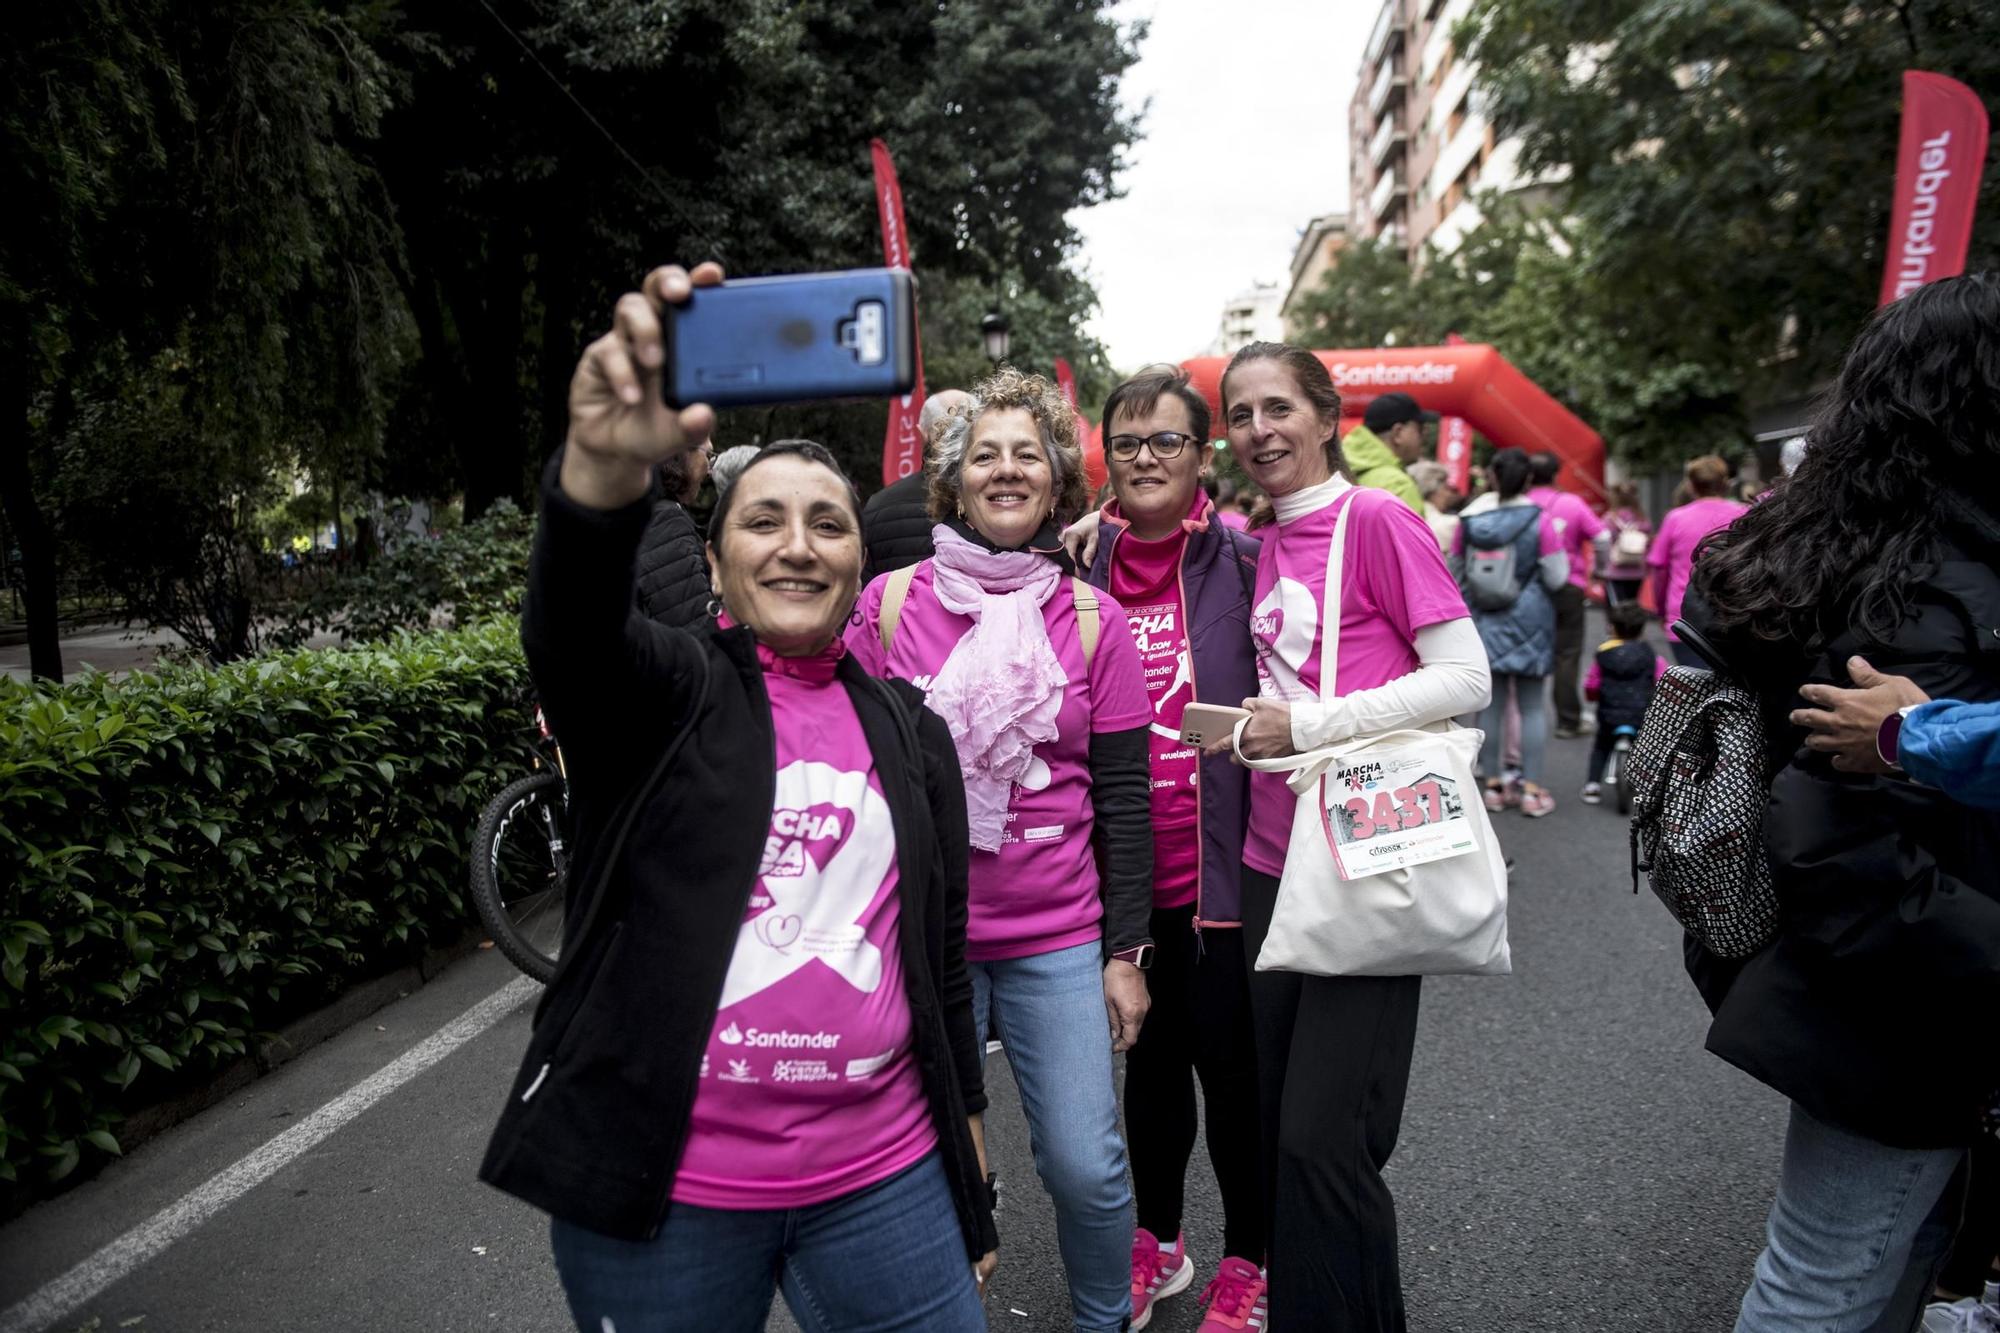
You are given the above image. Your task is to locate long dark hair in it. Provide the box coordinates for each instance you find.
[1697,272,2000,648]
[1489,448,1532,499]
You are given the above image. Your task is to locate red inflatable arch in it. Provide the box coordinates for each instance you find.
[1176,345,1606,501]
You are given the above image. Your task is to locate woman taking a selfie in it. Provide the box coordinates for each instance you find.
[1082,367,1268,1331]
[847,367,1154,1333]
[1680,272,2000,1333]
[1214,342,1489,1331]
[480,262,996,1332]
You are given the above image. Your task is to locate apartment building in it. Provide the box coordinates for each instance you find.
[1202,280,1286,357]
[1347,0,1547,264]
[1278,212,1349,331]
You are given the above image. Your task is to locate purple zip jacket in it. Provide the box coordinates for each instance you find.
[1086,494,1261,927]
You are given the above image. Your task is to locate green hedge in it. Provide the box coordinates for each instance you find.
[0,619,539,1200]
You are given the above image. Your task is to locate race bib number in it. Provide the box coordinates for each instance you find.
[1322,747,1478,880]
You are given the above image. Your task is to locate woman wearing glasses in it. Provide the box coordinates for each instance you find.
[1082,368,1269,1332]
[847,367,1155,1333]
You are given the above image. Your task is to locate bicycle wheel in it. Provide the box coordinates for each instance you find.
[470,771,570,983]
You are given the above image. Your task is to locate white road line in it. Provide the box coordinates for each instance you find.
[0,974,539,1333]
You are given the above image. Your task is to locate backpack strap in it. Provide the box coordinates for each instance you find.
[1071,577,1100,666]
[879,563,918,653]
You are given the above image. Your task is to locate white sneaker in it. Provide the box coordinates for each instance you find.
[1580,782,1603,805]
[1923,1282,2000,1333]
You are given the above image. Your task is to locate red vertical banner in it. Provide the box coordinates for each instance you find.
[1053,358,1105,492]
[1437,332,1474,493]
[1878,72,1989,307]
[871,139,928,485]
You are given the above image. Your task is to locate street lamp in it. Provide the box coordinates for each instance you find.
[980,309,1011,365]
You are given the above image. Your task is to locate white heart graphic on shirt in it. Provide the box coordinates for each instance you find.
[1254,576,1319,701]
[719,761,890,1008]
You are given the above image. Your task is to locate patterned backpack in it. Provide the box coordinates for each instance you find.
[1626,625,1780,959]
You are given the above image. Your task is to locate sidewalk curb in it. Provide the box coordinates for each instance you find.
[117,927,488,1150]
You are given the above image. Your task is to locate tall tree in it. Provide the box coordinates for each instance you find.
[1462,0,2000,433]
[374,0,1141,515]
[4,1,413,665]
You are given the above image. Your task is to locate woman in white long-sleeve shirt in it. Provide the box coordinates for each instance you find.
[1210,342,1491,1332]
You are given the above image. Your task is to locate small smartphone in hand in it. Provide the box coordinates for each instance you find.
[664,267,917,408]
[1179,703,1253,748]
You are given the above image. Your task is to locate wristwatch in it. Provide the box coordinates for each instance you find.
[1875,704,1919,769]
[1110,943,1154,971]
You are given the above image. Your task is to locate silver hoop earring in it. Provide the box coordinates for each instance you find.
[705,595,722,619]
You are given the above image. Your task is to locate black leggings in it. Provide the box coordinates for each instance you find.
[1241,865,1420,1331]
[1124,902,1265,1262]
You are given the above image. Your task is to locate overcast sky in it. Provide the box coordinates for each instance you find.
[1070,0,1380,370]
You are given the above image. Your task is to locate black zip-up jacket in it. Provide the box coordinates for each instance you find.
[861,472,935,584]
[480,467,998,1257]
[633,497,711,630]
[1592,638,1657,730]
[1682,490,2000,1148]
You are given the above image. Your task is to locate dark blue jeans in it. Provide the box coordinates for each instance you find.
[550,1152,985,1333]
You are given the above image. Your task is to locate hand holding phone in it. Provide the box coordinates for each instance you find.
[1179,703,1253,748]
[561,262,723,509]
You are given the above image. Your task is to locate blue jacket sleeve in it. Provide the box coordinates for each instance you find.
[1900,699,2000,810]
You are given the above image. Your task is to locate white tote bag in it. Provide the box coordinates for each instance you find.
[1236,492,1511,977]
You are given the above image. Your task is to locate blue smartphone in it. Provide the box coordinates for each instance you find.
[663,267,917,408]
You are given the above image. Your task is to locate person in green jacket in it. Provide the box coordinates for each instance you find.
[1341,391,1432,512]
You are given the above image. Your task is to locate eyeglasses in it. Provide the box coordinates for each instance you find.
[1107,431,1197,462]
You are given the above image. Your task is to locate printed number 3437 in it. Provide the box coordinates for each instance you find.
[1344,782,1444,840]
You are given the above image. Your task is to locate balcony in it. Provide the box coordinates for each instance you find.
[1364,1,1408,66]
[1369,112,1407,167]
[1368,57,1408,116]
[1369,165,1407,222]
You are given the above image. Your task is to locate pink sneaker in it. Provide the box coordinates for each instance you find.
[1520,782,1556,818]
[1130,1228,1196,1329]
[1198,1257,1269,1331]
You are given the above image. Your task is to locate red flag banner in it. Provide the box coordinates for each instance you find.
[1054,357,1079,408]
[1878,72,1989,308]
[872,138,928,485]
[1437,332,1474,492]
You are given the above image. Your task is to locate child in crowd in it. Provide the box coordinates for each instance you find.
[1581,600,1666,804]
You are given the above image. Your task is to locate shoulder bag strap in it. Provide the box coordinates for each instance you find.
[1318,490,1357,703]
[879,563,918,653]
[1070,577,1100,666]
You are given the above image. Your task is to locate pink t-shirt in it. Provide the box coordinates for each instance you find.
[1217,509,1252,532]
[1107,529,1201,910]
[1527,486,1606,590]
[672,669,935,1210]
[1245,486,1469,876]
[1648,497,1747,640]
[847,564,1151,959]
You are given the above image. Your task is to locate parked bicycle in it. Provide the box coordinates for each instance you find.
[469,705,570,983]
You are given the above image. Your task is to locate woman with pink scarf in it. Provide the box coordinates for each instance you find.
[848,367,1155,1333]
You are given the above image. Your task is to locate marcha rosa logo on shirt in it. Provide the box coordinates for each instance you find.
[1253,579,1320,701]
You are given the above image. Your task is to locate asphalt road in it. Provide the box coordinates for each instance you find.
[0,653,1787,1332]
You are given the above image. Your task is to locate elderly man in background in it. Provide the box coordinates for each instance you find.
[1407,459,1461,551]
